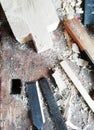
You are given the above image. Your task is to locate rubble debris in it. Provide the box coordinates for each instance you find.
[63,83,91,129]
[64,31,88,68]
[63,87,74,120]
[61,0,76,19]
[69,53,89,68]
[66,120,80,130]
[61,0,83,19]
[64,18,94,64]
[52,67,67,94]
[76,58,88,67]
[60,60,94,112]
[67,43,88,68]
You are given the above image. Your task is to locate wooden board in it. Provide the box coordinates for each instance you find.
[0,0,60,53]
[60,60,94,112]
[64,18,94,63]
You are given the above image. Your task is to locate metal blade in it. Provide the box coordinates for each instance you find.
[25,82,44,130]
[39,78,67,130]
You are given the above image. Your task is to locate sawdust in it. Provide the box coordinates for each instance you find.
[1,0,94,130]
[61,0,83,19]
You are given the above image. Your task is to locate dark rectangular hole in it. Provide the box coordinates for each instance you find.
[10,79,22,94]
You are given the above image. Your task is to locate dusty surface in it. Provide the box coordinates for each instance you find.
[0,1,94,130]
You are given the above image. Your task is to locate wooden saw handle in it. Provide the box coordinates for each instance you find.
[64,18,94,63]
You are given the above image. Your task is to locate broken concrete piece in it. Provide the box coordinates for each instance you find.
[60,60,94,112]
[0,0,59,53]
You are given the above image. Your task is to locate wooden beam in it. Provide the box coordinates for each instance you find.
[0,0,59,53]
[60,60,94,112]
[64,18,94,63]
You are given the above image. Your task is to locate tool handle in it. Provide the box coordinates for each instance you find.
[64,18,94,63]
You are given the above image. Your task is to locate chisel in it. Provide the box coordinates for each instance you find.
[39,78,67,130]
[25,81,45,130]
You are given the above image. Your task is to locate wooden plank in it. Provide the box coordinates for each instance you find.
[60,60,94,112]
[64,18,94,63]
[0,0,59,53]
